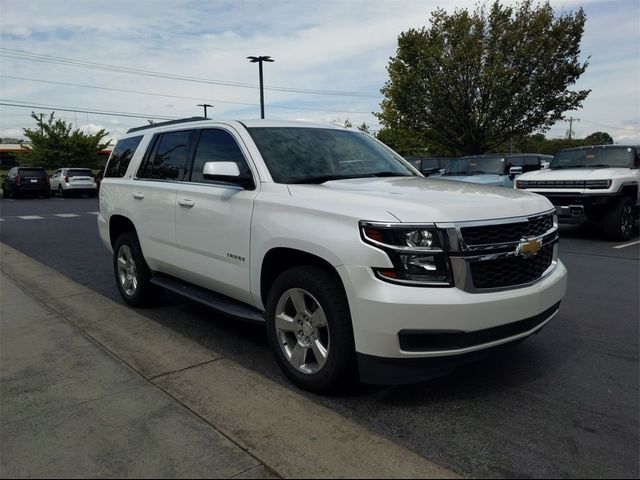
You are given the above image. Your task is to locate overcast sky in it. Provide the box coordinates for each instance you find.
[0,0,638,145]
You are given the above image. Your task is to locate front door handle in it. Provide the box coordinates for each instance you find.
[133,192,145,200]
[178,199,195,208]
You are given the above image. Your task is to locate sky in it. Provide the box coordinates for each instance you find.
[0,0,638,146]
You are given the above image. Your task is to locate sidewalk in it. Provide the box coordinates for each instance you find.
[0,271,269,478]
[0,243,456,479]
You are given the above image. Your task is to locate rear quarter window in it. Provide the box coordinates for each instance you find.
[67,169,93,177]
[105,135,144,178]
[18,168,47,177]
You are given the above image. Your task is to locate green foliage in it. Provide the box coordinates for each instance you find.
[490,131,615,155]
[584,131,613,145]
[357,123,371,134]
[377,0,590,155]
[21,112,110,169]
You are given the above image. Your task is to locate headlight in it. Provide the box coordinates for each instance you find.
[360,222,453,287]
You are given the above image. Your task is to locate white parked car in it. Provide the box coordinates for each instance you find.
[50,168,97,197]
[98,118,567,392]
[516,145,640,241]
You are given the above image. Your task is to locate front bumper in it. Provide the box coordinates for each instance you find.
[337,260,566,367]
[357,303,559,385]
[523,191,623,223]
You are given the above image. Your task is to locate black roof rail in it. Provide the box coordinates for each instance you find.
[126,117,208,134]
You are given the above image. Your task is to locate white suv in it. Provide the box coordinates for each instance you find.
[98,118,567,392]
[516,145,640,241]
[50,168,97,197]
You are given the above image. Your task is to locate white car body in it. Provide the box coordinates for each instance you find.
[515,145,639,240]
[99,119,567,385]
[51,168,97,197]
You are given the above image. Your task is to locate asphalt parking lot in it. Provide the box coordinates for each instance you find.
[1,196,638,478]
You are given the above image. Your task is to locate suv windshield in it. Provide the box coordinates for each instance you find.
[551,147,636,169]
[247,127,415,183]
[443,157,505,176]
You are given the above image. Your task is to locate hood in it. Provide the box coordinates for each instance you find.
[287,176,552,223]
[519,167,631,181]
[438,174,505,186]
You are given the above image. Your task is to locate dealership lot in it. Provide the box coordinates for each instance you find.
[0,197,638,478]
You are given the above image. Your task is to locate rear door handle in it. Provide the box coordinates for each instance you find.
[178,199,195,208]
[133,192,145,200]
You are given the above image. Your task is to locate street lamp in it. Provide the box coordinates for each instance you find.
[247,55,274,119]
[197,103,213,118]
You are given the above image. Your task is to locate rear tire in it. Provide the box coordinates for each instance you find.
[603,197,636,241]
[113,232,164,307]
[265,265,357,393]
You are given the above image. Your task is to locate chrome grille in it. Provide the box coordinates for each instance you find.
[469,243,554,289]
[461,213,553,246]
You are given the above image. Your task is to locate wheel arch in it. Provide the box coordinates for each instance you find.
[620,183,638,203]
[260,247,346,309]
[109,215,137,248]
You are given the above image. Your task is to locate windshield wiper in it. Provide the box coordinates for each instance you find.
[287,172,412,184]
[370,171,412,178]
[286,175,357,184]
[551,165,587,170]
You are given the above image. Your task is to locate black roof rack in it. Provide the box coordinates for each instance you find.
[126,117,208,134]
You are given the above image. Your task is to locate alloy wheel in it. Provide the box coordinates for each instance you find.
[621,203,634,238]
[274,288,330,375]
[116,245,138,296]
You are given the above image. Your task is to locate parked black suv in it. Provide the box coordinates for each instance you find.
[2,167,50,199]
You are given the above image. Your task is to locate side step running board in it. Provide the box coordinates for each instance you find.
[150,273,265,323]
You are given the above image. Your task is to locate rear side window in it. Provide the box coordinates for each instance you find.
[189,129,251,184]
[138,130,193,181]
[18,168,47,177]
[105,135,143,178]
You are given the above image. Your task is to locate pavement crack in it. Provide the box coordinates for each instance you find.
[148,357,226,381]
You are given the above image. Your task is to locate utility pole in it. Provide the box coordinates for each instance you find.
[197,103,213,118]
[247,56,275,119]
[564,117,580,140]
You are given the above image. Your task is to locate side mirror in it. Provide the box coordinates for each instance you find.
[202,162,254,189]
[509,166,523,180]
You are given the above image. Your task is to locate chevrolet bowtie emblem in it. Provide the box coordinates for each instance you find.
[517,238,542,257]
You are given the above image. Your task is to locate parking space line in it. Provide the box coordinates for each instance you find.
[613,240,640,250]
[54,213,80,218]
[18,216,44,220]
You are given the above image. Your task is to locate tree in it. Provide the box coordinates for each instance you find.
[584,131,613,145]
[357,122,371,134]
[21,112,110,169]
[377,0,590,155]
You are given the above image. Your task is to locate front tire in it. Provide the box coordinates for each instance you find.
[603,197,636,241]
[266,266,357,393]
[113,232,163,307]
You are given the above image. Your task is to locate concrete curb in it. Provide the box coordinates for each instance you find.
[0,243,458,479]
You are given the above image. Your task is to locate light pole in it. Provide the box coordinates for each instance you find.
[247,55,274,119]
[197,103,213,118]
